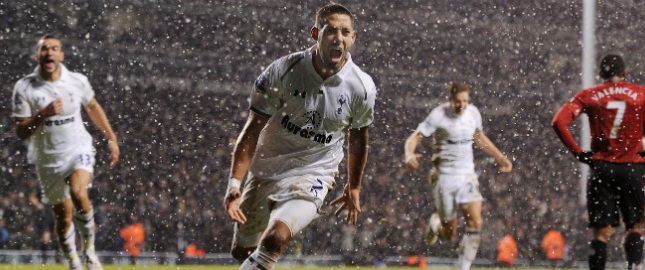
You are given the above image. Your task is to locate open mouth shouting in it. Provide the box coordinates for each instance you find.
[330,48,343,60]
[326,48,347,69]
[43,58,56,71]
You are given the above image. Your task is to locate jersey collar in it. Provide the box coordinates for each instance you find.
[34,63,69,83]
[306,46,353,84]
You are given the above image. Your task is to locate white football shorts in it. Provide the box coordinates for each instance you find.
[36,146,96,205]
[233,174,332,248]
[430,170,483,221]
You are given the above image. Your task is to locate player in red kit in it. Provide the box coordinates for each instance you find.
[552,54,645,270]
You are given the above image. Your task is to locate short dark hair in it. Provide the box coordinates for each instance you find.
[599,54,625,79]
[448,82,470,98]
[314,3,354,29]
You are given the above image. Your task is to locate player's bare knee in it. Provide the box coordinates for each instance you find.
[70,189,88,201]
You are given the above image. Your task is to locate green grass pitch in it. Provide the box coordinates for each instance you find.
[0,266,583,270]
[0,266,454,270]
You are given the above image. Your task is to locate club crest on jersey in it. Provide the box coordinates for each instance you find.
[281,113,333,144]
[337,95,347,114]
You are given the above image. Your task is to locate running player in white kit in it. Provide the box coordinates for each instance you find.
[405,82,512,270]
[223,4,376,270]
[11,35,119,270]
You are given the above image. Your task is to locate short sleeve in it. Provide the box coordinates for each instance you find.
[11,81,31,119]
[349,85,377,129]
[78,74,95,106]
[416,112,437,137]
[249,61,281,117]
[472,106,483,131]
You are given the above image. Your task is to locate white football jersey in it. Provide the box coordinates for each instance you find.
[416,102,483,175]
[11,64,95,166]
[249,47,376,182]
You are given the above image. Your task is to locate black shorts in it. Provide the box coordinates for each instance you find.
[587,161,645,229]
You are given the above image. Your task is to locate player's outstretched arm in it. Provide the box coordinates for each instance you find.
[331,126,368,225]
[85,98,120,169]
[224,111,269,224]
[404,131,424,172]
[474,131,512,172]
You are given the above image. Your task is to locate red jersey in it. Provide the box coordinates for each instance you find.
[552,81,645,163]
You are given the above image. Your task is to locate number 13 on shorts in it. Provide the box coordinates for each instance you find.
[77,153,92,166]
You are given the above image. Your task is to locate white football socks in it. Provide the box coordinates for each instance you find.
[239,246,280,270]
[59,223,80,265]
[74,209,96,252]
[457,228,481,270]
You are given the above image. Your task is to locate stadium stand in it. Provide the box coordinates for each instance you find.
[1,0,645,266]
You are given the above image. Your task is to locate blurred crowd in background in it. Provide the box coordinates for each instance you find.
[1,0,644,265]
